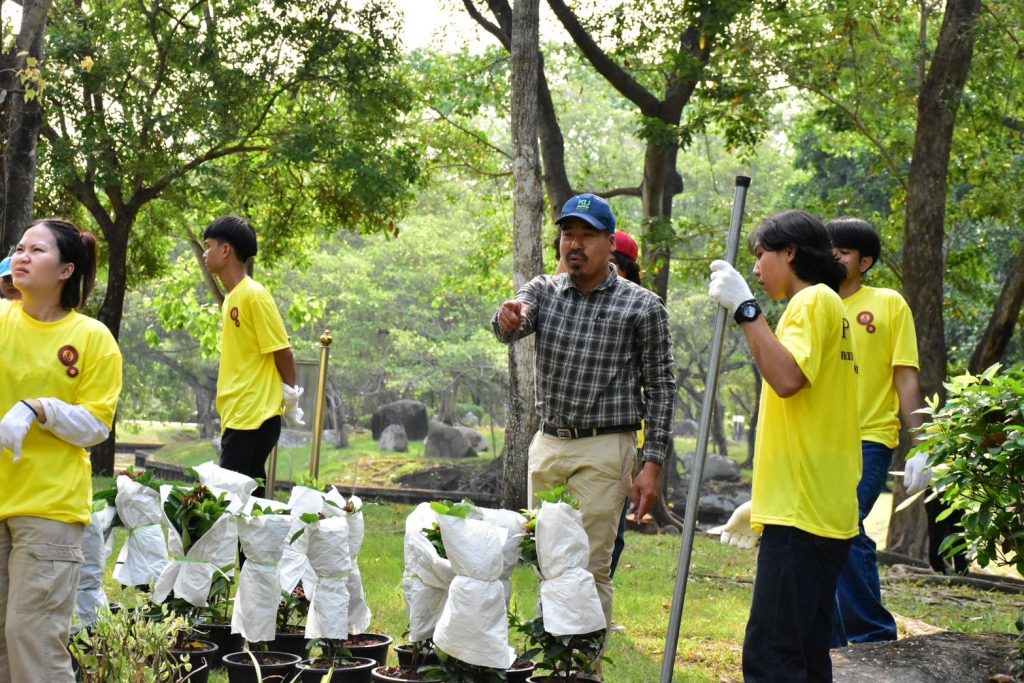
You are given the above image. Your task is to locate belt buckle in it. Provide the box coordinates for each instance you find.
[556,428,573,440]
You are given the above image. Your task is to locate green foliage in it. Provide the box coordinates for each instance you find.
[70,604,191,683]
[512,612,605,682]
[277,586,310,632]
[915,364,1024,575]
[162,483,231,555]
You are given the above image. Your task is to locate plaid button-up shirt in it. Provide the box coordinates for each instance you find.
[493,265,675,464]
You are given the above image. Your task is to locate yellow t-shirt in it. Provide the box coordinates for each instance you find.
[216,277,290,431]
[843,286,919,448]
[751,284,861,540]
[0,304,122,525]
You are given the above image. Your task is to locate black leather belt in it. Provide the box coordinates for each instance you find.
[542,423,641,440]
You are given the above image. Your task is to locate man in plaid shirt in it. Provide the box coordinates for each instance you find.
[493,193,675,630]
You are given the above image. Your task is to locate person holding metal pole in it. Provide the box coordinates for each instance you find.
[707,210,860,682]
[202,215,304,498]
[492,194,675,636]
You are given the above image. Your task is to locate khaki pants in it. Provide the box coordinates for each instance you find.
[528,430,636,629]
[0,516,84,683]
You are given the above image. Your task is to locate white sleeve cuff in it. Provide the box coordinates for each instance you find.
[37,398,111,448]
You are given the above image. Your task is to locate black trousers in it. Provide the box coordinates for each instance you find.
[219,415,281,498]
[743,524,852,683]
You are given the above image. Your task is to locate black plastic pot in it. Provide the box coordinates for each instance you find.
[194,622,242,669]
[394,644,440,668]
[371,665,430,682]
[296,656,376,683]
[270,629,310,659]
[339,633,392,667]
[506,658,537,683]
[221,650,301,683]
[169,639,218,683]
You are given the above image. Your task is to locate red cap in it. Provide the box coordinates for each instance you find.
[614,231,638,262]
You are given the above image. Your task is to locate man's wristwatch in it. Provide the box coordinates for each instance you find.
[734,298,761,324]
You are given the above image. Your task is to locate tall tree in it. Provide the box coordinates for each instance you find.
[38,0,422,473]
[0,0,51,250]
[891,0,982,556]
[502,0,545,509]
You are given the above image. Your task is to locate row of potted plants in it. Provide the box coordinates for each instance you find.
[80,466,607,682]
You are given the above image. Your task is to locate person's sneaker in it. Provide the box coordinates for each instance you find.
[609,622,626,634]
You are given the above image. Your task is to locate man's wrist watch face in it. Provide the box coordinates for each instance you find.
[735,300,760,324]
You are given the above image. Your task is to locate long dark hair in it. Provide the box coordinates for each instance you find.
[26,218,98,309]
[750,210,845,292]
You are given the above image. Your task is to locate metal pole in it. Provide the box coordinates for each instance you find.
[309,330,333,480]
[660,176,750,682]
[266,445,278,499]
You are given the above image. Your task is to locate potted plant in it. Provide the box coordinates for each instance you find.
[232,500,295,647]
[515,487,607,683]
[153,480,240,668]
[168,631,219,683]
[221,648,303,683]
[70,603,193,683]
[295,638,376,683]
[513,614,603,683]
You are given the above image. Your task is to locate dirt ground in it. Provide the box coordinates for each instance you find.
[831,630,1020,682]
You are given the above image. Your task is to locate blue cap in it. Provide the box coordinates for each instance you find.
[556,193,615,233]
[0,257,11,278]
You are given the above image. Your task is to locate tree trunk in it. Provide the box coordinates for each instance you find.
[501,0,544,511]
[968,247,1024,373]
[890,0,981,557]
[0,0,51,252]
[90,220,131,475]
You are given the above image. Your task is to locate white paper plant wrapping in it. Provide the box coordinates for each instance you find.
[112,475,167,586]
[231,503,293,642]
[535,501,606,636]
[303,515,353,640]
[431,514,515,670]
[324,491,372,634]
[402,502,456,643]
[279,486,327,593]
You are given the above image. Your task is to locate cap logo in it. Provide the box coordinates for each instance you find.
[577,198,591,212]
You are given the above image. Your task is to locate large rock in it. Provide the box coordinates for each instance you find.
[673,419,699,437]
[461,412,480,428]
[371,400,429,441]
[454,426,488,452]
[680,452,741,482]
[424,420,477,459]
[378,423,409,453]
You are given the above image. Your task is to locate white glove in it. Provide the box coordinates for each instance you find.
[709,259,755,314]
[0,401,37,462]
[719,500,758,549]
[903,452,932,496]
[282,383,305,426]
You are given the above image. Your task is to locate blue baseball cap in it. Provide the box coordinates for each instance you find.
[0,257,11,278]
[556,193,616,233]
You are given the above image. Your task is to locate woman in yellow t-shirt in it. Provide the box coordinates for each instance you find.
[709,210,860,682]
[0,218,122,683]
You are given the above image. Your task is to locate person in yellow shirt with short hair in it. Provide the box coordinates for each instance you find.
[709,210,860,682]
[202,215,302,498]
[826,216,931,646]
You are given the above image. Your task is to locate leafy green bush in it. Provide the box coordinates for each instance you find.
[915,364,1024,666]
[915,364,1023,574]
